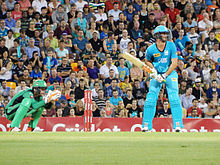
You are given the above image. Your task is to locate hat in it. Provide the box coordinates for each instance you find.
[62,31,68,35]
[98,6,103,9]
[18,58,24,62]
[149,12,155,16]
[195,78,201,83]
[92,30,98,34]
[84,4,89,8]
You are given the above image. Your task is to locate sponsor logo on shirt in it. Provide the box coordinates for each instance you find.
[153,53,160,57]
[171,78,177,81]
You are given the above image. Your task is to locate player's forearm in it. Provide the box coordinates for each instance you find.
[165,58,178,76]
[145,59,154,69]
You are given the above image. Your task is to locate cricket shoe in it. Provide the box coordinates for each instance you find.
[142,127,152,132]
[9,127,21,132]
[174,127,184,132]
[33,127,44,132]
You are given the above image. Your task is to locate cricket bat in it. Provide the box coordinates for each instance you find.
[120,52,154,74]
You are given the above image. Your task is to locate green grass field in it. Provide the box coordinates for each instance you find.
[0,132,220,165]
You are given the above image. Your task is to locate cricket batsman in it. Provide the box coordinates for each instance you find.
[142,25,184,132]
[5,80,61,132]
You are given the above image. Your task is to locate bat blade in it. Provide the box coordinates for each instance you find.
[120,52,152,73]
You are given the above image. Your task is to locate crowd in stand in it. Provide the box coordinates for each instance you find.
[0,0,219,119]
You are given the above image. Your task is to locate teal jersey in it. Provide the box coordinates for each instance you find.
[146,41,177,74]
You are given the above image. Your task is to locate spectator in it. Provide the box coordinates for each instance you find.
[104,15,116,33]
[57,57,72,80]
[74,78,87,101]
[102,99,114,117]
[106,78,122,98]
[47,68,63,85]
[103,31,116,53]
[109,89,123,107]
[192,77,206,100]
[206,80,220,99]
[18,68,32,86]
[180,86,196,110]
[0,80,11,97]
[56,106,63,117]
[108,2,121,22]
[54,21,72,40]
[131,21,144,40]
[0,38,9,59]
[183,13,198,33]
[45,30,59,49]
[144,13,158,34]
[165,1,180,24]
[187,98,203,118]
[9,39,25,63]
[186,60,200,82]
[115,100,128,117]
[157,100,171,118]
[117,58,129,82]
[18,29,30,48]
[30,66,42,79]
[18,0,31,12]
[187,27,199,45]
[87,59,99,80]
[73,29,88,56]
[12,58,27,82]
[193,0,206,15]
[198,97,208,112]
[55,39,69,63]
[105,0,120,12]
[52,5,68,26]
[198,12,213,43]
[204,31,219,53]
[94,89,107,110]
[89,30,103,53]
[86,22,100,40]
[71,11,88,34]
[0,60,12,82]
[123,3,136,23]
[32,0,47,14]
[75,99,85,116]
[119,29,130,53]
[127,99,142,118]
[0,19,9,38]
[25,38,41,59]
[12,3,22,21]
[5,11,16,30]
[151,2,165,23]
[209,42,220,65]
[132,79,145,101]
[100,57,119,79]
[203,99,217,118]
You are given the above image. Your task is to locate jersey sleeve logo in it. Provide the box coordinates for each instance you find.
[29,93,33,99]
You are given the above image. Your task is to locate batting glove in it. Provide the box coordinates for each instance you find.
[149,67,157,79]
[44,90,61,103]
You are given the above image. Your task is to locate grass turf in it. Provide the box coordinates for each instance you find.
[0,132,220,165]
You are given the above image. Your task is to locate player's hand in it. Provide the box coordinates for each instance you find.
[149,68,157,79]
[44,90,61,103]
[155,74,164,83]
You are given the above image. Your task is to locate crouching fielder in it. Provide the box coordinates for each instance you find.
[5,80,61,132]
[142,25,183,132]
